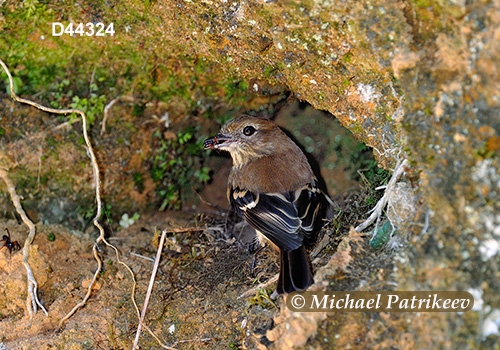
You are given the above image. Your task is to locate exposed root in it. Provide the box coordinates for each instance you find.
[0,58,140,330]
[355,158,408,236]
[133,228,177,350]
[0,167,48,324]
[101,97,119,135]
[101,95,136,135]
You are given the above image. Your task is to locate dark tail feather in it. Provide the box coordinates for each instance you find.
[276,246,314,294]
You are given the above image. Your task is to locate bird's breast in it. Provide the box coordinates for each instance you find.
[229,151,313,194]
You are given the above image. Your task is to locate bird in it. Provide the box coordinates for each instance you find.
[203,116,331,294]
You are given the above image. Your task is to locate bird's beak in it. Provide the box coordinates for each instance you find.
[203,133,232,150]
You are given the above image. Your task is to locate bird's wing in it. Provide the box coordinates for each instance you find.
[293,181,324,245]
[230,181,324,251]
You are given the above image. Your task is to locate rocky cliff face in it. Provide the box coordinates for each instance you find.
[1,0,499,348]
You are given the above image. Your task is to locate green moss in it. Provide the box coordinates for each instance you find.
[350,124,364,135]
[343,52,353,63]
[46,137,58,148]
[132,103,146,117]
[13,168,38,193]
[414,0,431,8]
[132,172,145,193]
[475,142,497,159]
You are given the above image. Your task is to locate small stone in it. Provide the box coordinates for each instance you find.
[81,278,102,290]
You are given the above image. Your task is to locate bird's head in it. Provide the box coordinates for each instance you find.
[204,116,286,167]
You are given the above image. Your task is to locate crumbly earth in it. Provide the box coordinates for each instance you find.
[0,212,257,349]
[0,185,495,349]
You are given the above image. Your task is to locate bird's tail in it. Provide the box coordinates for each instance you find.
[276,246,314,294]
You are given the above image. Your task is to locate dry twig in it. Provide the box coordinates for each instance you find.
[132,229,177,350]
[237,274,279,299]
[132,226,211,349]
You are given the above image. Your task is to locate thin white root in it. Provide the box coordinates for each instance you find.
[1,59,51,324]
[101,97,119,135]
[0,58,140,329]
[0,168,48,324]
[130,251,155,262]
[355,158,408,234]
[101,96,136,135]
[132,229,177,350]
[2,58,207,349]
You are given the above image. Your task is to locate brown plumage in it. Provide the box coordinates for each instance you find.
[204,116,330,294]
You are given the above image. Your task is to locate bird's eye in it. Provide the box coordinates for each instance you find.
[243,125,256,136]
